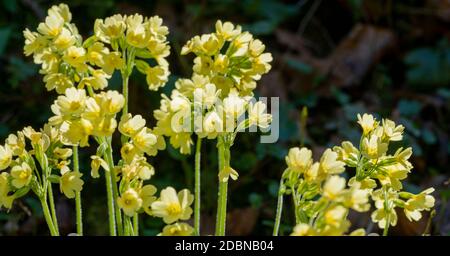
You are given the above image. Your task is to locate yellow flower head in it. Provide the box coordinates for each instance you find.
[159,222,194,236]
[361,134,388,159]
[117,188,143,217]
[90,155,109,178]
[132,128,157,155]
[140,184,157,215]
[10,162,33,189]
[382,119,404,141]
[404,188,435,221]
[151,187,194,224]
[119,114,146,137]
[60,171,84,199]
[0,145,12,171]
[248,101,272,129]
[95,14,126,43]
[357,113,377,135]
[291,223,316,236]
[285,147,313,173]
[323,175,346,200]
[37,7,65,37]
[319,149,345,175]
[0,173,14,209]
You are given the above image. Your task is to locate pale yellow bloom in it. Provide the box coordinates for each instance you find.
[119,114,146,137]
[23,29,47,56]
[159,222,194,236]
[290,223,316,236]
[404,188,435,221]
[10,162,33,189]
[37,8,65,37]
[319,149,345,175]
[248,101,272,129]
[78,70,110,90]
[94,14,126,43]
[126,14,149,48]
[285,147,313,173]
[140,184,157,215]
[44,73,74,94]
[324,205,348,228]
[382,119,404,141]
[361,134,388,159]
[117,188,143,217]
[145,65,170,91]
[63,46,87,72]
[90,155,109,178]
[357,113,377,135]
[0,173,14,209]
[0,145,12,171]
[151,187,194,224]
[132,128,157,154]
[215,20,241,40]
[60,171,84,199]
[53,27,76,50]
[103,52,124,75]
[323,175,346,200]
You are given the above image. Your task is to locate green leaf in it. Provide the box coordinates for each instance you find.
[135,59,150,74]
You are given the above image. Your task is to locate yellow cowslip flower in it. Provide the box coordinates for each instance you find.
[151,187,194,224]
[393,147,413,168]
[23,29,48,56]
[145,65,170,91]
[169,133,193,155]
[229,32,252,57]
[218,166,239,182]
[120,143,139,164]
[175,74,210,98]
[285,147,313,174]
[223,89,246,119]
[132,128,157,155]
[126,14,149,48]
[248,101,272,129]
[117,188,143,217]
[37,8,65,37]
[94,14,126,43]
[348,177,377,190]
[361,134,388,159]
[333,141,359,165]
[63,46,87,72]
[146,132,166,157]
[86,42,108,67]
[378,163,410,191]
[159,222,194,236]
[90,155,109,178]
[49,4,72,23]
[137,164,155,180]
[403,188,435,221]
[60,171,83,199]
[191,34,222,56]
[324,205,348,228]
[357,113,377,135]
[103,52,124,75]
[10,162,33,189]
[319,149,345,175]
[53,87,87,117]
[342,186,371,212]
[96,90,125,115]
[215,20,241,41]
[193,83,220,109]
[193,56,214,76]
[382,119,404,141]
[323,175,346,200]
[146,40,170,65]
[60,119,93,147]
[36,48,60,73]
[146,16,169,40]
[371,188,398,229]
[5,133,26,156]
[119,114,146,137]
[78,70,110,90]
[0,145,12,171]
[251,52,273,74]
[53,147,72,160]
[304,162,322,183]
[290,223,316,236]
[0,173,14,209]
[140,184,157,215]
[92,116,117,137]
[201,111,223,139]
[43,73,74,94]
[53,27,76,50]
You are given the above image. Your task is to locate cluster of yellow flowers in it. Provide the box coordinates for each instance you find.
[0,125,82,210]
[154,21,272,159]
[181,21,272,96]
[95,13,170,90]
[281,114,435,236]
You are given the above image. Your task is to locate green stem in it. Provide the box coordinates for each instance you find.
[194,136,202,236]
[124,215,133,236]
[40,198,58,236]
[73,146,83,235]
[47,184,59,235]
[292,190,300,224]
[273,179,284,236]
[133,214,139,236]
[105,137,123,236]
[215,138,229,236]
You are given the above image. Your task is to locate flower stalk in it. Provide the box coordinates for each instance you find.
[73,146,83,235]
[194,136,202,236]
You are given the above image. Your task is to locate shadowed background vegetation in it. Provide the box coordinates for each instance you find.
[0,0,449,235]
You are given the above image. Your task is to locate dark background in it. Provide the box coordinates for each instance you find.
[0,0,449,235]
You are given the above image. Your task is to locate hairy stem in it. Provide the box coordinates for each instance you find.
[47,184,59,235]
[73,146,83,235]
[273,179,284,236]
[105,137,123,235]
[194,136,202,236]
[215,138,229,236]
[40,198,58,236]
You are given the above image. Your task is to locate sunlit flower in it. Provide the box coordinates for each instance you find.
[151,187,193,224]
